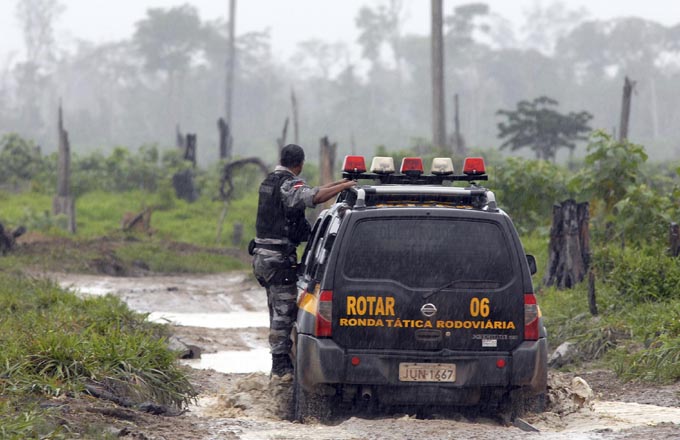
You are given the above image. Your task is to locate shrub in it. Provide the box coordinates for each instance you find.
[596,246,680,303]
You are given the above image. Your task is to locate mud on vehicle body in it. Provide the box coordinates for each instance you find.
[291,156,548,422]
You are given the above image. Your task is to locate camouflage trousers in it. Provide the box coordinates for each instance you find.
[252,251,298,355]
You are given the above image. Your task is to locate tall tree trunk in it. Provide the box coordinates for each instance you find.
[225,0,237,147]
[431,0,446,152]
[619,76,635,141]
[53,103,76,233]
[453,93,466,155]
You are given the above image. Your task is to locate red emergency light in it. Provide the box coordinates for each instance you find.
[400,157,424,176]
[463,157,486,176]
[342,155,367,173]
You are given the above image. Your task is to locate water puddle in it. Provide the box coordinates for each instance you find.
[147,311,269,329]
[181,348,271,373]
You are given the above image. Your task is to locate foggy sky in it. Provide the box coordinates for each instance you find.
[0,0,676,65]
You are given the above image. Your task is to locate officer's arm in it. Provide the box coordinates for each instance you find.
[319,179,352,189]
[312,180,356,205]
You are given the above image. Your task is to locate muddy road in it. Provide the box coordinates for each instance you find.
[54,272,680,440]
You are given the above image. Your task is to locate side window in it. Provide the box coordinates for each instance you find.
[307,216,334,279]
[300,217,322,276]
[313,216,342,280]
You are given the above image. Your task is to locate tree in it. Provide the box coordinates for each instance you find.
[14,0,64,137]
[355,0,404,70]
[134,5,206,128]
[0,133,43,184]
[497,96,592,161]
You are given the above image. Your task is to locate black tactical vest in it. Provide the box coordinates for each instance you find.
[256,171,311,244]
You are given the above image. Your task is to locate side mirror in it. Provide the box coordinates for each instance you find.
[526,255,537,275]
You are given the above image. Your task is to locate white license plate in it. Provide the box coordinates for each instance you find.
[398,363,456,382]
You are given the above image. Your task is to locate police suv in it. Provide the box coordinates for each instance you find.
[292,155,547,422]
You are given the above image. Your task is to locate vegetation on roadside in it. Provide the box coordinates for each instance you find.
[0,273,196,438]
[1,130,680,392]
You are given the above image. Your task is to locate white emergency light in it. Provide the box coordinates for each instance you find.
[431,158,454,175]
[370,157,395,174]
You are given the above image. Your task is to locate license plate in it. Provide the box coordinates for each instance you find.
[398,363,456,382]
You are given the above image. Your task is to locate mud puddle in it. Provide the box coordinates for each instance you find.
[51,272,679,439]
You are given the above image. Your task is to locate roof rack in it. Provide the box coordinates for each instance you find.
[338,185,498,212]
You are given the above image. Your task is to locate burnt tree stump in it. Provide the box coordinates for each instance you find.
[0,223,26,255]
[543,200,590,289]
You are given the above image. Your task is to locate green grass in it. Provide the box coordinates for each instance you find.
[538,270,680,383]
[115,242,246,273]
[0,273,195,437]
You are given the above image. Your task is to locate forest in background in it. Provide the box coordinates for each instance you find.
[1,1,680,166]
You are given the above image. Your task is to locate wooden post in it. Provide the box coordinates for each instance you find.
[619,76,636,141]
[431,0,446,152]
[669,222,680,257]
[291,88,299,145]
[53,104,76,233]
[543,200,590,289]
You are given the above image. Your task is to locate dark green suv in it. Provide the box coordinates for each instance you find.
[292,156,547,422]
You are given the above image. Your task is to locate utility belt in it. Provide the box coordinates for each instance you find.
[248,239,296,256]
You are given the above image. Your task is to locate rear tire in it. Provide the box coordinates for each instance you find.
[293,357,333,423]
[501,388,546,422]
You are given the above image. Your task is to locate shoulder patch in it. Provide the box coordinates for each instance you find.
[293,182,305,189]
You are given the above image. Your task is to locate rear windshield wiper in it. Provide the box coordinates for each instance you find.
[422,279,499,299]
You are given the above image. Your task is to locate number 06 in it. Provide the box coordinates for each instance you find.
[470,298,490,317]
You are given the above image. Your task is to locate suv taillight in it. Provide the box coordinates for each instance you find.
[524,293,540,341]
[315,290,333,337]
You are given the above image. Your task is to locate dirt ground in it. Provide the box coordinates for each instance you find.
[51,272,680,440]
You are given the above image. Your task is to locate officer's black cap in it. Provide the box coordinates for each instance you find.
[280,144,305,168]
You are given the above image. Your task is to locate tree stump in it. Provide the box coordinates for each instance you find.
[0,223,26,255]
[543,200,590,289]
[172,169,198,202]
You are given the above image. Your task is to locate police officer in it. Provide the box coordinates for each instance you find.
[252,144,355,377]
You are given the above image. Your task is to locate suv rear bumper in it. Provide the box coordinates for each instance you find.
[296,334,547,405]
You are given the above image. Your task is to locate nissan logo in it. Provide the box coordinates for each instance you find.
[420,303,437,317]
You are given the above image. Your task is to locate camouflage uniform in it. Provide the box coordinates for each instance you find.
[252,166,318,358]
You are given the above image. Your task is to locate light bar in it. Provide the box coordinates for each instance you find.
[431,158,454,175]
[400,157,424,176]
[370,157,395,174]
[342,155,367,173]
[463,157,486,175]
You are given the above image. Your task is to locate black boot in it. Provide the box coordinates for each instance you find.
[271,353,293,377]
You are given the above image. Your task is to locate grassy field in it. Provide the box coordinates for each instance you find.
[0,273,196,438]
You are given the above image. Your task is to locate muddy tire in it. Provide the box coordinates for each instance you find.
[293,366,333,423]
[501,389,546,422]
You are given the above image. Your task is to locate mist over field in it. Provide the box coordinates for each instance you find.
[1,0,679,165]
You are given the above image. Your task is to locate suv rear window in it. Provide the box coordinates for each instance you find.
[342,218,514,288]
